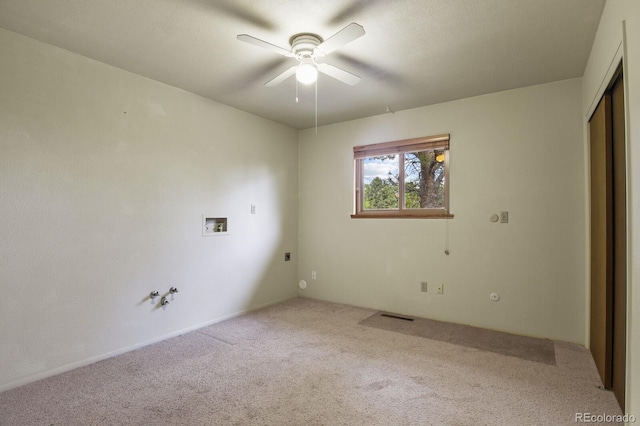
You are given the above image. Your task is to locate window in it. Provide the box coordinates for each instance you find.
[352,134,452,218]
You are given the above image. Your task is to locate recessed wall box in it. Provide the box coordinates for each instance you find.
[203,216,228,236]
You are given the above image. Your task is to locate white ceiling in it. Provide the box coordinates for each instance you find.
[0,0,605,130]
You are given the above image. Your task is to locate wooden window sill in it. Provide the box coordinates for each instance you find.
[351,212,454,219]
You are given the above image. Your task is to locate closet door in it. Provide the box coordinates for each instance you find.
[589,93,613,389]
[588,71,626,411]
[610,75,626,410]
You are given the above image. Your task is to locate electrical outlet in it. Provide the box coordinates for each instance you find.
[284,252,291,261]
[421,281,428,292]
[311,271,317,280]
[251,204,256,214]
[500,211,509,223]
[436,283,444,294]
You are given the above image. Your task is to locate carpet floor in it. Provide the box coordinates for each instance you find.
[0,297,624,425]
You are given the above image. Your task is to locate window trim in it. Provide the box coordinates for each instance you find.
[352,134,453,219]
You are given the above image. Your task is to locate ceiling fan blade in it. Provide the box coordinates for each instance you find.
[317,63,361,85]
[316,23,365,55]
[237,34,294,57]
[328,1,383,25]
[265,66,298,87]
[208,1,275,30]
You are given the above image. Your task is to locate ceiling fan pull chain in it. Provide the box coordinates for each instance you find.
[315,78,318,134]
[296,79,299,103]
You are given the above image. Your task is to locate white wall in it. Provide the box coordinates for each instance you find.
[0,29,299,391]
[298,78,585,343]
[582,0,640,417]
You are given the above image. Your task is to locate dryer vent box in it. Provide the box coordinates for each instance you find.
[203,216,228,236]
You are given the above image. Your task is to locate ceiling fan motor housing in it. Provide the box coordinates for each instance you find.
[289,33,323,60]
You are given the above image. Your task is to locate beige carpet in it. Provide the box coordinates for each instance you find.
[0,297,624,425]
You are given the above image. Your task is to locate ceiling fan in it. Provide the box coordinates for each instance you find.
[237,23,365,87]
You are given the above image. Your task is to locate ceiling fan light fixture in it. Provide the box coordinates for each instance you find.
[296,62,317,85]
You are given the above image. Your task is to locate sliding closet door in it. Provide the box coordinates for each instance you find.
[610,75,626,410]
[589,70,626,411]
[589,93,613,389]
